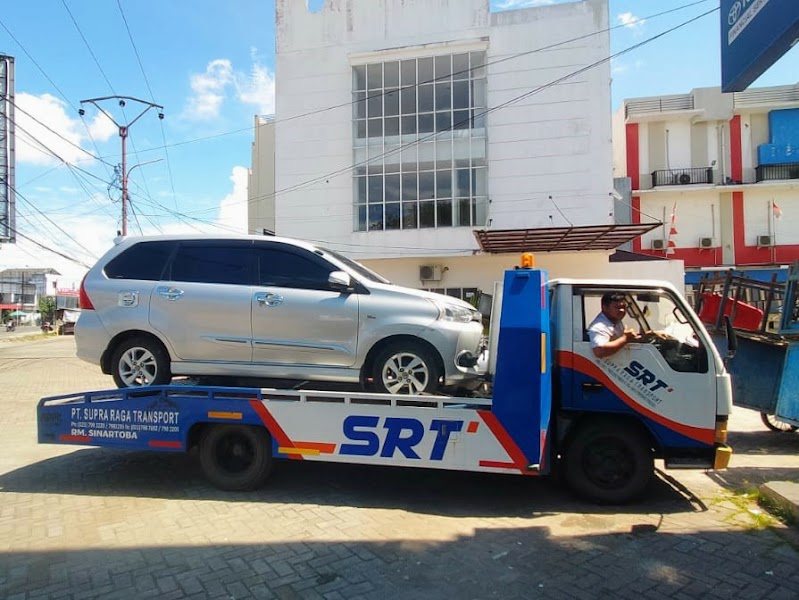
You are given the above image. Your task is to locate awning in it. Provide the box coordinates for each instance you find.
[0,304,23,310]
[473,223,662,254]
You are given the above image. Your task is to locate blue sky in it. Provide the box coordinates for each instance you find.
[0,0,797,278]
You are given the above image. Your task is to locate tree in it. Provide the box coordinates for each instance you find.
[38,296,56,323]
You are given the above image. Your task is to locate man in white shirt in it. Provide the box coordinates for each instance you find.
[587,293,639,358]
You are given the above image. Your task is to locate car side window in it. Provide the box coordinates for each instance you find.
[168,242,255,286]
[255,247,333,290]
[104,241,175,280]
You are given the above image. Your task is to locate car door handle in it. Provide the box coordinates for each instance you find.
[582,382,604,392]
[254,292,283,307]
[156,286,184,301]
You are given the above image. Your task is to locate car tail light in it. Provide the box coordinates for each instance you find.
[78,274,94,310]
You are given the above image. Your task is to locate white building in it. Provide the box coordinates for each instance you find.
[248,115,276,236]
[259,0,677,295]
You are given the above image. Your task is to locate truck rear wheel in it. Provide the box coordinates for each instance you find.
[760,412,798,432]
[199,425,273,491]
[564,422,653,504]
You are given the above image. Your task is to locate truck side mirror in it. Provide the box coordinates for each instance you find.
[723,315,737,360]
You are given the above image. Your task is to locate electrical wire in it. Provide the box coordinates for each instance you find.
[187,4,719,216]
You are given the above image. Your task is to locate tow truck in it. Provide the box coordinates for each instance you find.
[38,257,733,503]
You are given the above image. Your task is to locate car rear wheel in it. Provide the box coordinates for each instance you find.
[111,336,171,388]
[372,341,440,395]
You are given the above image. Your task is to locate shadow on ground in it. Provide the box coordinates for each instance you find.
[0,447,703,518]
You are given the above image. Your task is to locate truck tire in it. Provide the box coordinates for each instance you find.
[199,425,273,491]
[111,336,171,388]
[372,341,441,395]
[760,412,798,432]
[563,422,653,504]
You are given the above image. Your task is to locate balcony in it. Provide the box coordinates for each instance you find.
[755,163,799,183]
[651,167,714,188]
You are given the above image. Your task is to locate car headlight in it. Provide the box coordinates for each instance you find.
[436,303,481,323]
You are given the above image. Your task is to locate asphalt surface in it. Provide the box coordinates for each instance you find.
[0,335,797,599]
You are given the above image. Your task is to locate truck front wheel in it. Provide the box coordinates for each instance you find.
[564,422,653,504]
[199,425,273,491]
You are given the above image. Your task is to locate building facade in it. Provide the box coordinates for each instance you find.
[614,84,799,281]
[266,0,635,294]
[248,115,276,236]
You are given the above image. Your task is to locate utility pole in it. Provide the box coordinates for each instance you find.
[79,96,164,236]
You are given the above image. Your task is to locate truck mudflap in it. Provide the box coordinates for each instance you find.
[714,445,733,469]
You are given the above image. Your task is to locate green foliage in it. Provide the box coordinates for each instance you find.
[38,296,56,321]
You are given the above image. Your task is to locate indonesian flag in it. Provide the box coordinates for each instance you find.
[773,200,783,220]
[666,202,677,254]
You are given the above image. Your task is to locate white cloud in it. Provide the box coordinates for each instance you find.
[14,93,115,166]
[183,54,276,120]
[183,59,235,121]
[236,59,276,115]
[617,12,645,30]
[217,166,249,233]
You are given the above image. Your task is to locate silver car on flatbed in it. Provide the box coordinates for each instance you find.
[76,234,485,394]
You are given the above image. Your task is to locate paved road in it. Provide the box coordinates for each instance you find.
[0,336,797,599]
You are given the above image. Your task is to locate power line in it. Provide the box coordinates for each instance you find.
[186,4,719,217]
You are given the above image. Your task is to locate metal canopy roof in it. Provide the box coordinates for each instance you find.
[473,223,662,254]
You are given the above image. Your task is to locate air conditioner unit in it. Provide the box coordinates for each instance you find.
[419,265,443,281]
[699,237,715,249]
[651,239,667,251]
[677,172,692,185]
[757,235,774,247]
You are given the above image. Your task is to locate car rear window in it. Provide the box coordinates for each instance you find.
[169,243,255,286]
[104,241,174,280]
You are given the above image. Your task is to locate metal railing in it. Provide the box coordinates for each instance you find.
[651,167,714,187]
[625,95,694,118]
[755,163,799,183]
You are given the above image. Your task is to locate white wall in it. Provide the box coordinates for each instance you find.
[361,250,684,294]
[639,190,720,251]
[744,186,799,246]
[274,0,612,259]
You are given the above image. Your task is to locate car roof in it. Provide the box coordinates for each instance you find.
[115,233,322,253]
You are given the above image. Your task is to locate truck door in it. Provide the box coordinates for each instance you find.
[566,288,717,446]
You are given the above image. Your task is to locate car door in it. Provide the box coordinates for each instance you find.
[148,240,254,363]
[566,287,717,441]
[251,243,359,367]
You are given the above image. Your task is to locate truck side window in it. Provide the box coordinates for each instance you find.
[579,289,708,373]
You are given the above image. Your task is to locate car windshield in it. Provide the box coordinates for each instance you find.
[318,247,391,284]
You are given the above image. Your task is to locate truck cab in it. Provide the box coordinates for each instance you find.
[547,279,733,501]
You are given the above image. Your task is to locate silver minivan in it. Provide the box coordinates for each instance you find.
[76,234,485,394]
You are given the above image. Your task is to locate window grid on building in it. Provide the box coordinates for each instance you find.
[353,51,488,231]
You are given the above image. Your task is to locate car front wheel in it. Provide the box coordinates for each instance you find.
[372,341,441,395]
[111,336,171,388]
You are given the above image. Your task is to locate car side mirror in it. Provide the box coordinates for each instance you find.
[328,271,354,293]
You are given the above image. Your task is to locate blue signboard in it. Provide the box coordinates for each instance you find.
[721,0,799,92]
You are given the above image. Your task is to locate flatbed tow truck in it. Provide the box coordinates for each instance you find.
[38,259,733,503]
